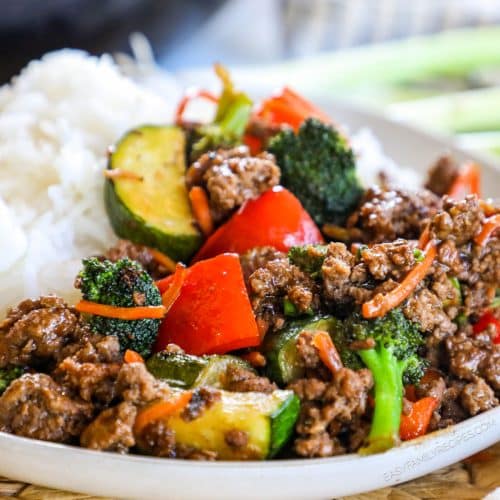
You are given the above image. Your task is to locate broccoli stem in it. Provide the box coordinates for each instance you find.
[218,93,252,138]
[358,347,404,455]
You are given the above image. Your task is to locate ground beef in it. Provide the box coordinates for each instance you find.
[346,186,441,243]
[116,362,170,405]
[53,334,122,405]
[416,372,447,405]
[430,195,483,246]
[105,239,169,279]
[424,155,459,196]
[403,288,457,353]
[321,243,372,306]
[186,146,280,222]
[445,331,500,391]
[181,387,221,421]
[0,296,80,369]
[224,365,277,393]
[460,377,498,416]
[135,419,176,458]
[0,373,92,442]
[360,239,416,280]
[239,247,285,285]
[249,257,320,333]
[288,368,373,457]
[224,429,249,449]
[81,402,137,453]
[296,331,322,370]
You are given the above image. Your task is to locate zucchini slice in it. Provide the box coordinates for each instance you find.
[146,352,254,389]
[263,316,341,385]
[169,389,300,459]
[105,125,202,262]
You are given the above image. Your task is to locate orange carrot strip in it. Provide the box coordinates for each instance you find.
[124,349,144,364]
[400,397,438,441]
[447,162,481,198]
[75,300,166,320]
[240,351,266,368]
[134,391,192,435]
[104,169,143,181]
[175,89,218,126]
[418,225,430,249]
[161,263,187,311]
[189,186,214,236]
[147,247,178,273]
[312,330,343,375]
[362,241,437,319]
[474,214,500,247]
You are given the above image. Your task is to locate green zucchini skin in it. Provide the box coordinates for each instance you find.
[263,316,341,385]
[146,351,254,389]
[268,392,301,458]
[104,125,202,262]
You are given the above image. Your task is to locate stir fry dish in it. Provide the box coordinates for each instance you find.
[0,65,498,461]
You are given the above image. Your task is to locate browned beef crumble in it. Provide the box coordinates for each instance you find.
[240,247,285,285]
[445,331,500,391]
[0,296,80,369]
[81,402,137,453]
[249,256,320,333]
[460,377,498,416]
[105,239,170,279]
[345,186,441,243]
[135,420,176,458]
[288,329,373,457]
[424,155,459,196]
[224,365,277,393]
[0,373,93,442]
[225,429,249,449]
[186,146,280,223]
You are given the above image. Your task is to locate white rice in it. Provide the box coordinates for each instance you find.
[0,50,417,318]
[0,50,172,317]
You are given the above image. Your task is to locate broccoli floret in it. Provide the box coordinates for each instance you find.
[0,366,23,394]
[268,118,364,226]
[288,244,328,276]
[339,309,426,454]
[77,257,162,357]
[189,64,252,161]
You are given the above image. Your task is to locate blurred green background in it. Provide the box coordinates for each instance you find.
[3,0,500,158]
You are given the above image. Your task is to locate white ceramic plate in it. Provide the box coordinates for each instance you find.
[0,101,499,500]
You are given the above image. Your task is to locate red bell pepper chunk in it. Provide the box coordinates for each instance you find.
[154,253,260,356]
[400,397,438,441]
[192,186,323,262]
[473,311,500,344]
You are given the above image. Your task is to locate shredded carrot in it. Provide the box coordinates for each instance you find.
[124,349,144,363]
[75,300,166,320]
[312,330,343,375]
[161,263,187,311]
[147,247,177,273]
[418,225,430,249]
[103,169,143,181]
[175,89,218,126]
[134,391,192,435]
[240,351,266,368]
[447,162,481,198]
[362,240,437,319]
[189,186,214,236]
[474,214,500,247]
